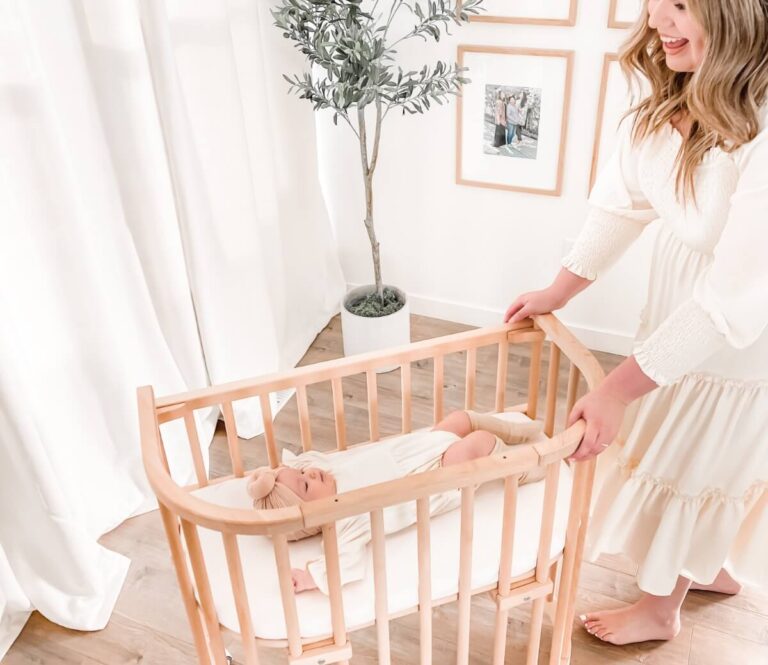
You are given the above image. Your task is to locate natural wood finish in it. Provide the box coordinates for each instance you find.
[180,519,229,664]
[433,354,444,425]
[258,393,279,468]
[456,486,475,665]
[494,337,508,413]
[331,376,347,450]
[296,384,313,451]
[366,369,379,442]
[221,401,245,478]
[589,53,620,193]
[183,412,208,487]
[272,534,303,658]
[416,497,432,665]
[10,313,766,665]
[464,346,476,410]
[221,533,260,664]
[401,362,412,434]
[544,343,562,437]
[456,46,574,197]
[321,524,348,648]
[370,509,391,665]
[492,475,519,665]
[608,0,635,29]
[466,0,578,26]
[527,337,543,420]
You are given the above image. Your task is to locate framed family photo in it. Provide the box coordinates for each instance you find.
[465,0,578,26]
[608,0,643,28]
[456,45,574,196]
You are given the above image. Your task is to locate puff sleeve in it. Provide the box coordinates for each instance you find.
[562,118,658,280]
[633,130,768,386]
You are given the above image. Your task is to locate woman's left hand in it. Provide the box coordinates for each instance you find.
[566,385,628,462]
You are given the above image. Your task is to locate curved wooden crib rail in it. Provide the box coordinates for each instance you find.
[138,314,605,665]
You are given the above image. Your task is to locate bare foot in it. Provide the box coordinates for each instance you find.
[580,596,681,645]
[690,569,742,595]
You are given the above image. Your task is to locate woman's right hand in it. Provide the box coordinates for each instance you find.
[504,287,565,324]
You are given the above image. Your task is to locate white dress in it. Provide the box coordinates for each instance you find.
[562,108,768,595]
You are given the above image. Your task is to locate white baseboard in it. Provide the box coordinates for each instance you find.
[347,283,634,357]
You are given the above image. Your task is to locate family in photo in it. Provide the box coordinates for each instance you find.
[483,84,541,160]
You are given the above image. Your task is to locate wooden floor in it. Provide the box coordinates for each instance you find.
[6,314,768,664]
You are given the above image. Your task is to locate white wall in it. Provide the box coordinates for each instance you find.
[315,2,657,355]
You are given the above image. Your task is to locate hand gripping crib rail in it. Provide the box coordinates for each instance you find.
[138,314,604,665]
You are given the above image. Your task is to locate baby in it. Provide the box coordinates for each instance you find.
[247,409,546,594]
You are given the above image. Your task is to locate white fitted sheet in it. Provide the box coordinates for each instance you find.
[192,412,572,640]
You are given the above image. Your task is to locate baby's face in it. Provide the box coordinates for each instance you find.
[276,466,337,501]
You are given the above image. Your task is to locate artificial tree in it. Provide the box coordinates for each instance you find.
[273,0,483,316]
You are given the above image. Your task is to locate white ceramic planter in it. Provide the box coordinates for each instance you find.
[340,284,410,374]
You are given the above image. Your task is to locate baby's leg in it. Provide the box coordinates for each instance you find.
[430,410,473,437]
[441,430,498,467]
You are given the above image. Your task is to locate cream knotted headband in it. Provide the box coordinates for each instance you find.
[246,466,322,541]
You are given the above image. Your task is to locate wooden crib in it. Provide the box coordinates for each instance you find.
[138,314,604,665]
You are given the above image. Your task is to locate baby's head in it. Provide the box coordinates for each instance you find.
[246,465,337,541]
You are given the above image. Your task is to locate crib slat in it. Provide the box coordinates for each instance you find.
[565,363,581,428]
[296,384,313,451]
[495,337,509,413]
[273,534,303,658]
[366,369,379,441]
[527,462,561,665]
[322,523,349,648]
[416,497,432,665]
[526,337,543,420]
[456,486,475,665]
[221,533,260,664]
[543,343,561,437]
[331,377,348,451]
[401,362,412,434]
[158,505,211,665]
[183,412,208,487]
[492,475,519,665]
[370,509,391,665]
[221,401,245,477]
[180,519,229,664]
[548,460,589,665]
[432,354,444,425]
[464,347,476,410]
[258,393,280,468]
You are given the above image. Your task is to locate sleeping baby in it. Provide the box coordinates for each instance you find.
[246,409,547,594]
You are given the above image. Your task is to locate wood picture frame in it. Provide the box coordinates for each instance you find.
[608,0,642,29]
[463,0,579,26]
[589,53,619,193]
[455,45,574,197]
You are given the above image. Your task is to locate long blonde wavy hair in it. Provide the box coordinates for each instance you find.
[619,0,768,204]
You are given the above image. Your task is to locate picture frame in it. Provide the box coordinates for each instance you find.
[608,0,643,29]
[456,45,574,197]
[463,0,578,26]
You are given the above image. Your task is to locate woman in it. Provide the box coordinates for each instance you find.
[506,95,519,145]
[493,91,507,148]
[505,0,768,647]
[516,91,529,142]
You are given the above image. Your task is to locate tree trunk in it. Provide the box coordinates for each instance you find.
[357,104,383,302]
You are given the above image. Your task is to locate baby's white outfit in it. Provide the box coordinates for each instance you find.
[282,430,525,594]
[562,107,768,594]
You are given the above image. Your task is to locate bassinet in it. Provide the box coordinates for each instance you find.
[138,314,604,664]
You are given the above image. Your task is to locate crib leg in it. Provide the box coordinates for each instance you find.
[491,608,509,665]
[526,597,546,665]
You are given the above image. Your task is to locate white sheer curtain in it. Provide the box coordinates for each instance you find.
[0,0,346,656]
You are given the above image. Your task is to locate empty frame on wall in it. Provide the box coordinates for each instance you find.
[465,0,578,26]
[456,45,574,196]
[608,0,643,28]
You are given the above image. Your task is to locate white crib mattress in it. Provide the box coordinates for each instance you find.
[192,412,573,640]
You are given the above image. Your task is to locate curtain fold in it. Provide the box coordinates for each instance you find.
[0,0,346,657]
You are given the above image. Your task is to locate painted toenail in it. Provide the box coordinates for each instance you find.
[579,614,586,622]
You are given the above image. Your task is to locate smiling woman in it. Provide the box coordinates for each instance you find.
[505,0,768,649]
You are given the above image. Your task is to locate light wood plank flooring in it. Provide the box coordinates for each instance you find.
[6,314,768,664]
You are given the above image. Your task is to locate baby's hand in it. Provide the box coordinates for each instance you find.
[291,567,317,593]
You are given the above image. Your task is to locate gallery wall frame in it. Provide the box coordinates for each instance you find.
[589,53,620,193]
[455,45,574,197]
[608,0,642,29]
[463,0,579,26]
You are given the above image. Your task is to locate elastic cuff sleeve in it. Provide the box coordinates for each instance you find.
[632,299,726,386]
